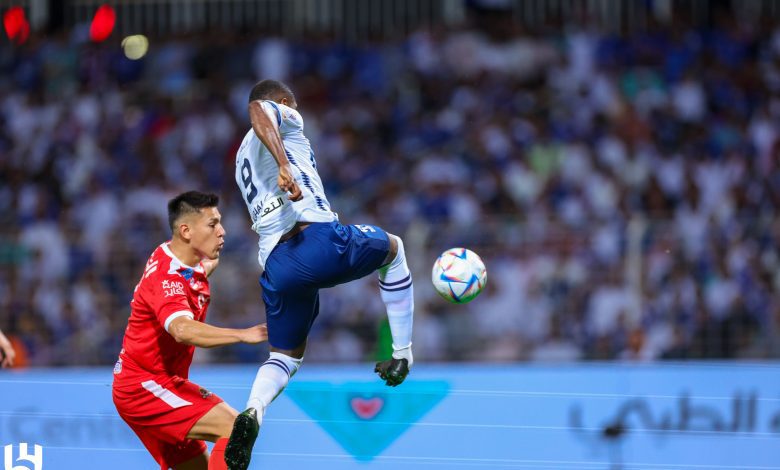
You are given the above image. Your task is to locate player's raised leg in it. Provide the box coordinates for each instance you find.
[375,233,415,386]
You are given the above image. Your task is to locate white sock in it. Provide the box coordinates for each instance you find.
[378,235,414,366]
[246,352,302,413]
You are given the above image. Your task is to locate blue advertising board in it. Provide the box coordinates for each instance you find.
[1,363,778,469]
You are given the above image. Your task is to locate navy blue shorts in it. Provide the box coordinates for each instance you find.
[260,221,390,350]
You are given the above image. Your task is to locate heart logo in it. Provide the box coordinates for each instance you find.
[350,396,384,420]
[287,381,450,460]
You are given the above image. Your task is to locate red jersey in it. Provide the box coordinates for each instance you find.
[117,242,211,379]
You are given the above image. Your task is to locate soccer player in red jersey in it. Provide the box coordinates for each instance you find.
[112,191,266,470]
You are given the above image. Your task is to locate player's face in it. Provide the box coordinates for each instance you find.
[189,207,225,260]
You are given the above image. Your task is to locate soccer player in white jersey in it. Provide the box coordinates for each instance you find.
[224,80,415,469]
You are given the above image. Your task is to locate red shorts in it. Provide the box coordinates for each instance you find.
[112,373,223,469]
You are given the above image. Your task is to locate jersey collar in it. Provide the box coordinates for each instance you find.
[161,242,205,274]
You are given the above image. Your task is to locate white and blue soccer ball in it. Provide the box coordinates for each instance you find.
[431,248,487,304]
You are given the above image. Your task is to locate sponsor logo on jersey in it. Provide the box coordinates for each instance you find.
[261,196,285,218]
[161,280,185,297]
[251,203,264,220]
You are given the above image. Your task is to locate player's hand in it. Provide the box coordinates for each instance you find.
[374,358,409,387]
[242,324,268,344]
[0,332,16,368]
[278,165,302,201]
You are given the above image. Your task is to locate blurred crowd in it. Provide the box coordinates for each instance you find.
[2,11,780,366]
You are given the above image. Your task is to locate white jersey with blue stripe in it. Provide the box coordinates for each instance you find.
[235,100,337,270]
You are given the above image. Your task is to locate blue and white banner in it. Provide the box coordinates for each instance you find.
[0,363,778,469]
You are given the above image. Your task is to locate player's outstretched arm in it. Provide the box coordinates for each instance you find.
[168,316,267,348]
[0,328,16,368]
[248,100,302,201]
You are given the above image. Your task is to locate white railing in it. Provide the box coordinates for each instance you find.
[6,1,780,39]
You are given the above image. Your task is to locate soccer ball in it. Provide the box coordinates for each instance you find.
[431,248,487,304]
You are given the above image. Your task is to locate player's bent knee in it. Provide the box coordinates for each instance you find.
[387,233,399,257]
[270,339,307,359]
[187,402,238,441]
[383,233,401,266]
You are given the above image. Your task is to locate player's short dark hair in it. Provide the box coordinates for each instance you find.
[167,191,219,232]
[248,79,295,103]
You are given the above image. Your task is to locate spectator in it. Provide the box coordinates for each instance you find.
[1,16,779,364]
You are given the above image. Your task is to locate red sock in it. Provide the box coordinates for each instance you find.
[208,438,228,470]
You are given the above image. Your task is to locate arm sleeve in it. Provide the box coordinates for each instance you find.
[147,274,194,333]
[260,101,283,130]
